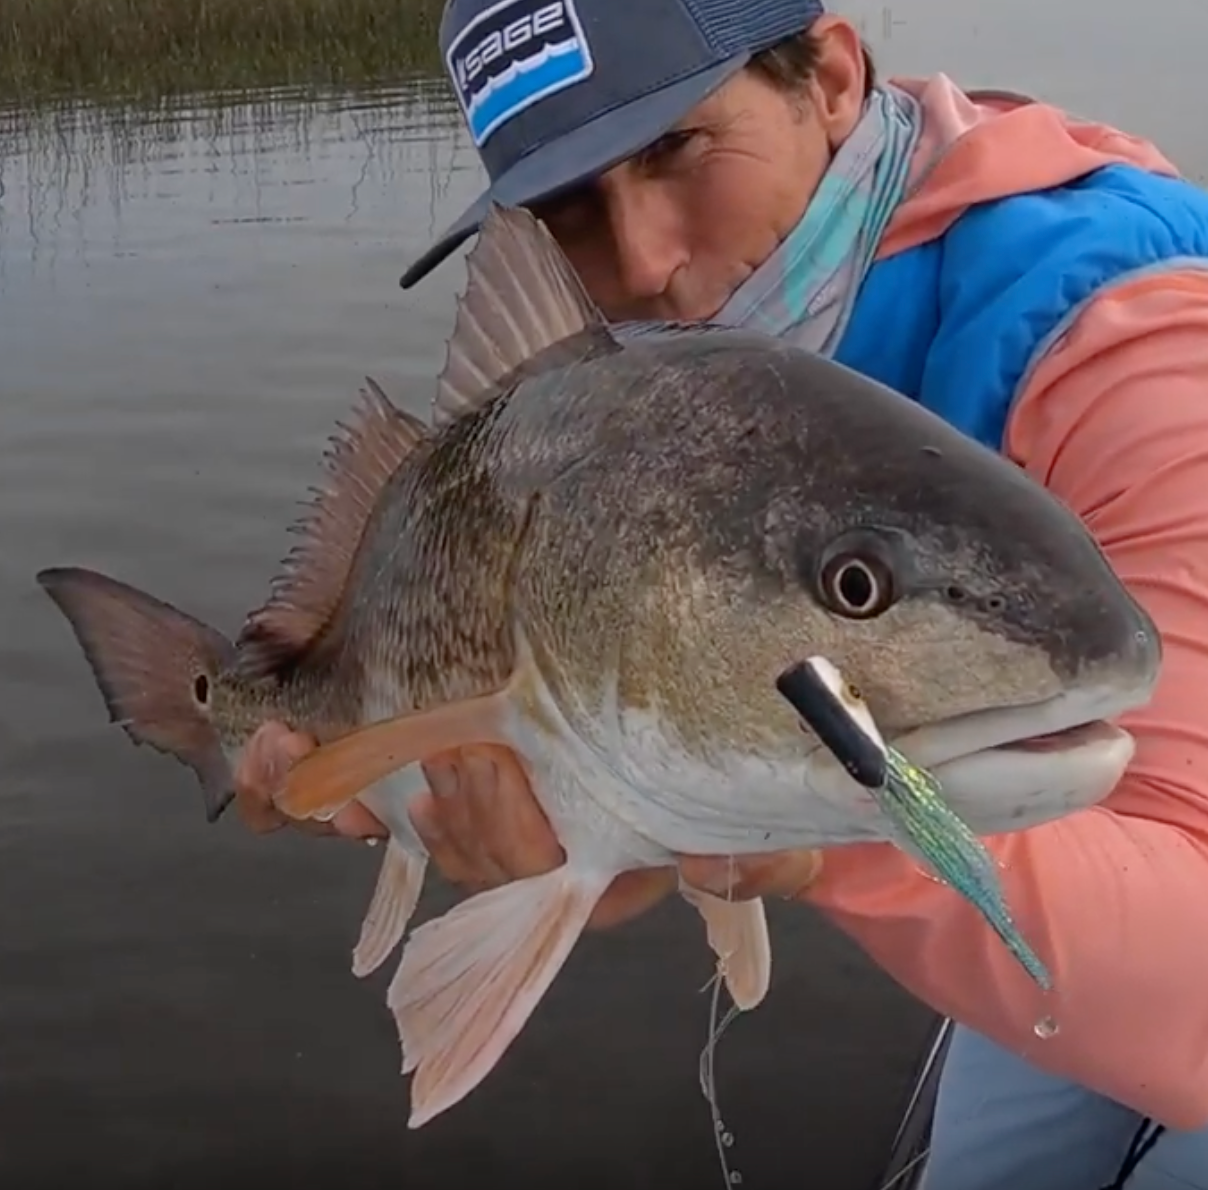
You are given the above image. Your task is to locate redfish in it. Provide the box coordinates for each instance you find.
[38,205,1160,1129]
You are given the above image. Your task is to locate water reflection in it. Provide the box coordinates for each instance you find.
[0,80,471,279]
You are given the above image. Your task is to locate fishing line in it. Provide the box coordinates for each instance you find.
[697,853,745,1188]
[878,1149,931,1190]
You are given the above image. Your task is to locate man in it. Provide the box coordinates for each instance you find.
[236,2,1208,1186]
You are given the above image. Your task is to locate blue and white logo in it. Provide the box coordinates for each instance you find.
[446,0,595,147]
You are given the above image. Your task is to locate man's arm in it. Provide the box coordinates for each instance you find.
[803,268,1208,1129]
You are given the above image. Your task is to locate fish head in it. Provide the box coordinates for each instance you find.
[759,508,1158,834]
[403,203,1157,846]
[615,342,1161,841]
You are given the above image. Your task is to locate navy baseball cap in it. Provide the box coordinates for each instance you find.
[399,0,826,288]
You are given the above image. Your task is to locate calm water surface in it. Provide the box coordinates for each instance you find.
[2,3,1206,1187]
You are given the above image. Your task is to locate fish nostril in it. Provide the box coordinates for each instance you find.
[941,585,1008,616]
[1129,619,1163,675]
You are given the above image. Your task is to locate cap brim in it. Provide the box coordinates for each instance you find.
[399,53,750,290]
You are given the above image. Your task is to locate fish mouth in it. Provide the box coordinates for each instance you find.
[889,680,1150,772]
[990,719,1127,754]
[783,680,1152,843]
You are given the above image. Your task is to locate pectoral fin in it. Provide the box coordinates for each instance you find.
[273,690,514,821]
[387,865,611,1128]
[680,885,772,1011]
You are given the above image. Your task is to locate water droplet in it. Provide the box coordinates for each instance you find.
[1033,1015,1059,1039]
[721,1132,734,1148]
[728,1174,743,1185]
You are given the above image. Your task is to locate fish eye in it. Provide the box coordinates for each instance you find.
[817,539,898,620]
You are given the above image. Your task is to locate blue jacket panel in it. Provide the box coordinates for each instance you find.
[834,163,1208,451]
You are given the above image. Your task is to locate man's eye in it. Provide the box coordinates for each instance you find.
[638,129,699,167]
[528,191,598,241]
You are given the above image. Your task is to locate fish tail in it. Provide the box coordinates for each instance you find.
[37,566,237,823]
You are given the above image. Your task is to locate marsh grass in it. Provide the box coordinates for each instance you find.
[0,0,447,104]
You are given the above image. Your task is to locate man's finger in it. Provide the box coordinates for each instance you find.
[233,791,288,834]
[290,817,342,838]
[679,850,824,902]
[422,754,512,887]
[261,731,319,790]
[465,746,563,879]
[587,867,677,930]
[409,788,497,891]
[330,802,390,840]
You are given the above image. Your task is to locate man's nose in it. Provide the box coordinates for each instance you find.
[601,177,689,302]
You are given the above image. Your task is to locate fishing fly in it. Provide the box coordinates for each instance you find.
[775,656,1052,991]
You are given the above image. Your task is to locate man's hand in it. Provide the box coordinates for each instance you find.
[233,722,388,840]
[234,723,823,927]
[408,744,681,928]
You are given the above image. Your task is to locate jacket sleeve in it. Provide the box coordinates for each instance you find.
[803,268,1208,1130]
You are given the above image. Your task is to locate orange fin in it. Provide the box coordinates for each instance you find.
[237,378,427,676]
[680,885,772,1011]
[385,865,611,1128]
[36,566,237,823]
[274,690,513,822]
[352,838,427,978]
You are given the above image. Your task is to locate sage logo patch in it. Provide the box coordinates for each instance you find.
[446,0,594,147]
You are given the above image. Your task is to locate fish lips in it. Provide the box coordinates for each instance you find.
[889,679,1149,770]
[881,681,1153,834]
[920,721,1136,836]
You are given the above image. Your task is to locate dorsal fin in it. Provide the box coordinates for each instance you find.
[433,204,618,426]
[236,378,426,675]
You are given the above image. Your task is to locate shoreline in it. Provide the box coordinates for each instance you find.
[0,0,445,104]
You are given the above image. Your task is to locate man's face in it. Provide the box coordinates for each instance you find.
[527,16,868,323]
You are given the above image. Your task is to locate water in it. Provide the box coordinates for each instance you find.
[2,3,1205,1186]
[1034,1015,1061,1040]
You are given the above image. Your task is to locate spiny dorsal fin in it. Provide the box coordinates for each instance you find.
[236,378,426,674]
[433,204,617,426]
